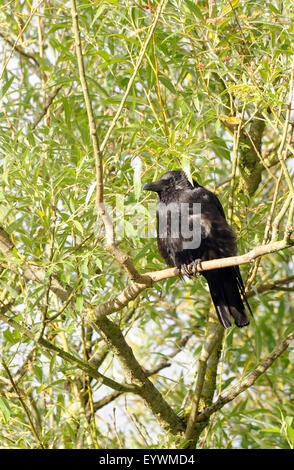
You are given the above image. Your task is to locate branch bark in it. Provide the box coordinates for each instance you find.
[1,225,292,321]
[92,238,293,320]
[94,316,185,436]
[238,115,266,196]
[184,322,224,445]
[0,309,136,394]
[1,225,293,443]
[194,331,294,424]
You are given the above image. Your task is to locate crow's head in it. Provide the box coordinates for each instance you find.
[143,170,193,194]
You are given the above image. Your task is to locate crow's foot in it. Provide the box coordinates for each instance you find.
[181,259,203,277]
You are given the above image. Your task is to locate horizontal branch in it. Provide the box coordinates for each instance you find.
[93,239,293,321]
[249,275,294,297]
[1,226,293,323]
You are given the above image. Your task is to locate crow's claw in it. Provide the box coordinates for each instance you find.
[186,259,202,277]
[180,260,202,277]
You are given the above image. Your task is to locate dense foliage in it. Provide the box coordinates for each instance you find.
[0,0,293,449]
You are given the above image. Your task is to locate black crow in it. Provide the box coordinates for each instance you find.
[143,170,252,328]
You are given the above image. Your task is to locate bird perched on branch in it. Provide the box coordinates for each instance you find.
[143,170,252,328]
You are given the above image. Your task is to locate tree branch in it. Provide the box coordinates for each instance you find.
[92,239,293,321]
[195,331,294,423]
[93,328,196,412]
[0,31,41,69]
[249,275,294,297]
[1,358,45,448]
[31,84,63,129]
[1,225,292,321]
[99,0,168,155]
[0,310,135,394]
[70,0,104,209]
[185,323,224,444]
[89,315,185,436]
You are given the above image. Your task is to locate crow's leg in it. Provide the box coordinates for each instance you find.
[180,258,203,277]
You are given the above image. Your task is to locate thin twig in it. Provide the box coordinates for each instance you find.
[228,103,245,223]
[271,194,292,242]
[245,168,283,292]
[70,0,103,207]
[0,0,44,82]
[31,84,63,129]
[37,197,57,341]
[270,62,294,198]
[81,318,99,449]
[99,0,168,155]
[195,332,294,423]
[0,311,136,394]
[1,358,45,448]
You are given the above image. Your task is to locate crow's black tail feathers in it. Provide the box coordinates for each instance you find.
[204,267,250,329]
[232,266,253,318]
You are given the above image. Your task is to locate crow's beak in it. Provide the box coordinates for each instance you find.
[143,180,163,192]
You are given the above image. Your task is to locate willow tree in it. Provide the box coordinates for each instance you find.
[0,0,293,449]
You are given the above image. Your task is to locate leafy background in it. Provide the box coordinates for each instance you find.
[0,0,293,448]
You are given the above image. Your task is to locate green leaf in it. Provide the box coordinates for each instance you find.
[3,329,20,344]
[76,294,84,312]
[1,76,14,98]
[287,424,294,445]
[181,155,192,184]
[49,354,57,376]
[185,0,204,21]
[254,327,262,358]
[85,182,96,206]
[0,398,11,422]
[159,75,176,95]
[73,220,84,234]
[284,322,294,337]
[33,365,43,383]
